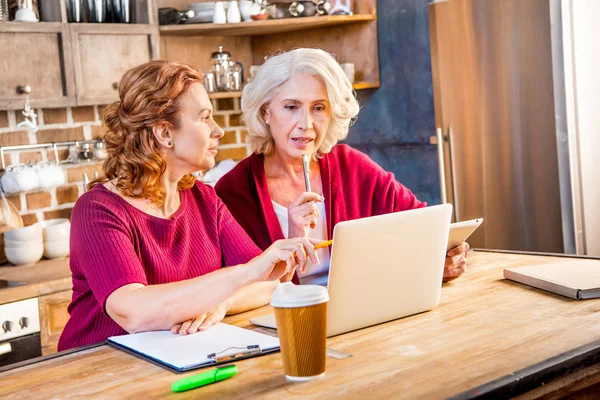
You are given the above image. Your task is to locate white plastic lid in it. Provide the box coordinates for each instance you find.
[270,282,329,308]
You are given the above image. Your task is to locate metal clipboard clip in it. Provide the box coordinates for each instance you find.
[207,344,262,364]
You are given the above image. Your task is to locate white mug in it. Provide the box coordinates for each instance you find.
[239,0,254,21]
[213,2,227,24]
[341,63,355,83]
[227,1,241,23]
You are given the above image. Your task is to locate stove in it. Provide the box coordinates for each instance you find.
[0,298,41,366]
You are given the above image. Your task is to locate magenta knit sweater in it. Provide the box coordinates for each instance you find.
[58,182,261,351]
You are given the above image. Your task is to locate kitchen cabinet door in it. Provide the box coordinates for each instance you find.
[0,23,76,110]
[39,290,72,356]
[70,24,159,106]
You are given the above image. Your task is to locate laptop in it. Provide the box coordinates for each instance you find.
[250,203,453,337]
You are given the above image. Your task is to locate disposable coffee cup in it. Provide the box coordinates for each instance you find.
[270,282,329,381]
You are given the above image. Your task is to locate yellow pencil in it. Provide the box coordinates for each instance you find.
[314,240,333,250]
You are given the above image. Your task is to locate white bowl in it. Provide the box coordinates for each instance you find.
[5,243,44,265]
[3,224,43,242]
[4,238,43,249]
[40,219,70,241]
[43,239,70,259]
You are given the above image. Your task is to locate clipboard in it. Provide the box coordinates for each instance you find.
[107,323,280,374]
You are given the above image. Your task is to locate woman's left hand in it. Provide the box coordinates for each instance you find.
[443,242,469,282]
[171,301,230,335]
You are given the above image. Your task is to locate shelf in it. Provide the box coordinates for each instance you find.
[159,14,376,37]
[208,91,243,99]
[352,81,380,90]
[207,81,379,100]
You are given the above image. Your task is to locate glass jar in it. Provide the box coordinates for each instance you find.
[93,141,108,161]
[77,143,93,162]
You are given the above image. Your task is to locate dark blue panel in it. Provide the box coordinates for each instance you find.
[344,0,440,204]
[349,143,441,206]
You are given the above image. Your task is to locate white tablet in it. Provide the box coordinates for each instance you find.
[447,218,483,251]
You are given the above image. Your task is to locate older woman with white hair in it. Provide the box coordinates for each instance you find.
[216,48,469,284]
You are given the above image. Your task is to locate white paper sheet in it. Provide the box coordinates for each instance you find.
[108,322,280,370]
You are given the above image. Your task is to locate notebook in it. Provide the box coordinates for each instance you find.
[107,322,280,373]
[504,260,600,300]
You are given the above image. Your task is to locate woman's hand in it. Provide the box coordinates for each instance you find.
[443,242,469,282]
[171,301,230,335]
[250,237,320,282]
[287,192,324,238]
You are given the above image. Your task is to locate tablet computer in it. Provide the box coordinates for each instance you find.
[447,218,483,251]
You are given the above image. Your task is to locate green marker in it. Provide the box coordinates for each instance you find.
[171,365,238,392]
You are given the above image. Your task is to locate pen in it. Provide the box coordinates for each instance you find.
[314,240,332,250]
[171,365,238,392]
[302,154,311,192]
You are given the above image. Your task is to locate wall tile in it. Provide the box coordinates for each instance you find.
[44,208,73,220]
[72,106,96,123]
[66,163,104,183]
[21,213,38,226]
[56,185,79,204]
[216,98,235,111]
[91,125,108,139]
[220,130,237,145]
[19,151,43,165]
[0,111,9,128]
[26,191,52,210]
[0,131,29,146]
[213,114,226,127]
[36,127,84,144]
[6,195,21,211]
[42,108,68,125]
[215,146,248,162]
[229,114,242,127]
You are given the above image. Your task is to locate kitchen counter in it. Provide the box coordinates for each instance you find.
[0,258,72,305]
[2,251,600,398]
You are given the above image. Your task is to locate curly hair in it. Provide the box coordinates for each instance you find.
[241,48,360,158]
[90,60,204,206]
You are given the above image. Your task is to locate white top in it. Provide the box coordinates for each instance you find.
[271,200,330,285]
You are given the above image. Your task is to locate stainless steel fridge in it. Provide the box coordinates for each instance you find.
[428,0,600,256]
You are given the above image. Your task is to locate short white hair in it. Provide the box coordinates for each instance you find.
[241,48,360,156]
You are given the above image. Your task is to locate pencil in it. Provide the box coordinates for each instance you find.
[314,240,333,250]
[301,154,311,192]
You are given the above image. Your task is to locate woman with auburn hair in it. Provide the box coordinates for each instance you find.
[58,60,319,350]
[216,48,469,285]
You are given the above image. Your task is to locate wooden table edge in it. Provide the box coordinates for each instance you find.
[450,338,600,399]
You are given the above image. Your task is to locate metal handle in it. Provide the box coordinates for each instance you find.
[436,128,447,204]
[0,343,12,356]
[16,85,31,95]
[447,126,459,222]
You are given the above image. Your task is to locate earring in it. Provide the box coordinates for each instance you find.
[265,120,269,125]
[167,141,173,147]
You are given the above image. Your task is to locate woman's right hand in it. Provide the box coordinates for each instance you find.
[287,192,324,238]
[250,237,320,282]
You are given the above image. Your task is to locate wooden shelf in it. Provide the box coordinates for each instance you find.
[352,81,380,90]
[207,81,379,100]
[159,14,376,37]
[208,91,243,99]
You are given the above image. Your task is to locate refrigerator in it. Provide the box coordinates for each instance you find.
[428,0,600,256]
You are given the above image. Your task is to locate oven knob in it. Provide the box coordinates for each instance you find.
[19,317,29,329]
[2,321,13,333]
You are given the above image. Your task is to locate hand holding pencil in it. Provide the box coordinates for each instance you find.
[286,155,324,238]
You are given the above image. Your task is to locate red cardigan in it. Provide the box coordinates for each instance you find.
[215,145,425,282]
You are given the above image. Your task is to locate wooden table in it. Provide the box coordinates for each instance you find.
[2,251,600,399]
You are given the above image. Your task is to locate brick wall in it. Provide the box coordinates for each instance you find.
[0,97,250,226]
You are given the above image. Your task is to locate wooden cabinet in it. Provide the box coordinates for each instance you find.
[0,23,76,110]
[70,24,159,105]
[38,290,72,356]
